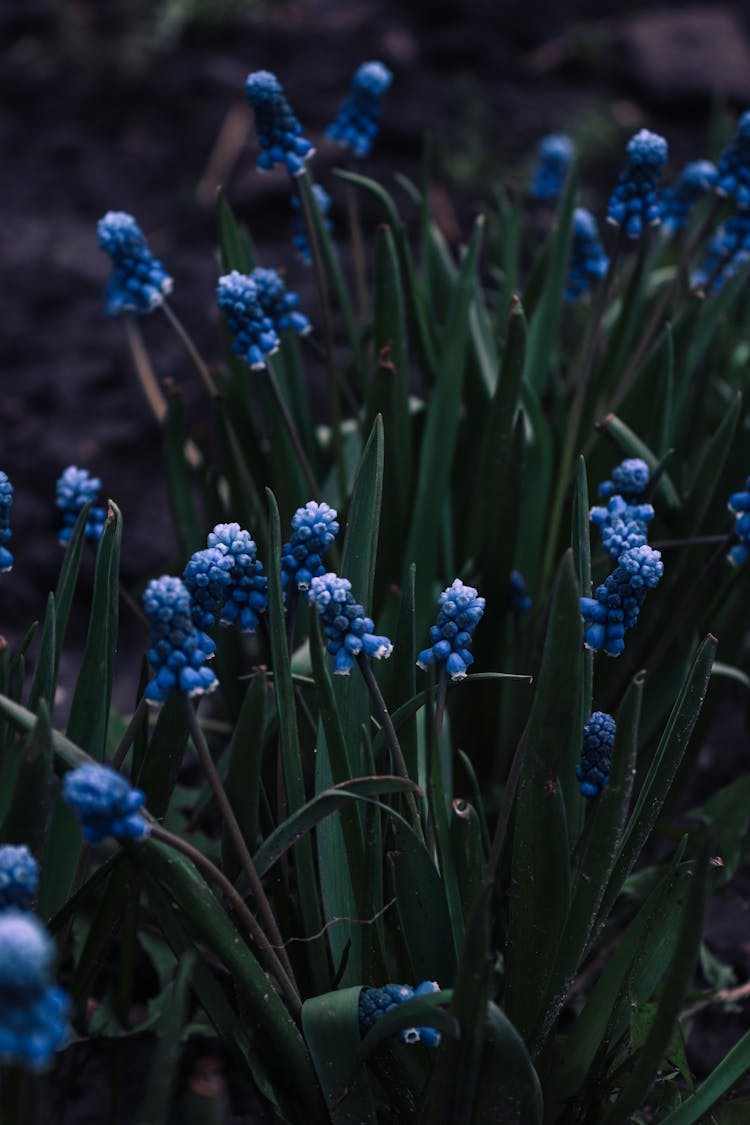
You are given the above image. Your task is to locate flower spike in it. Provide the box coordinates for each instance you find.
[662,160,717,234]
[327,61,393,158]
[0,471,13,572]
[577,712,616,798]
[581,544,663,656]
[250,267,311,336]
[63,763,150,844]
[143,575,217,705]
[244,70,314,176]
[206,523,269,633]
[217,270,280,370]
[0,911,70,1066]
[359,981,441,1048]
[528,134,575,202]
[692,212,750,294]
[97,211,173,317]
[55,466,107,545]
[417,579,485,681]
[727,477,750,566]
[308,573,392,674]
[716,110,750,207]
[607,129,668,239]
[291,184,333,263]
[565,208,609,302]
[0,846,39,911]
[281,501,339,595]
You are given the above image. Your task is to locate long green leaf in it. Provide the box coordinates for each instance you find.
[302,987,378,1124]
[390,821,457,986]
[659,1026,750,1124]
[164,392,203,557]
[596,414,680,510]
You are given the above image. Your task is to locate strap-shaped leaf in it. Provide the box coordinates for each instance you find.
[163,392,203,558]
[217,187,255,273]
[302,987,377,1124]
[390,821,457,987]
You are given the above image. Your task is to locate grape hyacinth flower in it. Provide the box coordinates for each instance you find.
[291,184,332,264]
[607,129,668,239]
[0,471,13,572]
[358,981,441,1048]
[528,134,575,202]
[97,211,173,317]
[0,846,39,911]
[581,544,664,656]
[207,523,268,632]
[0,911,69,1066]
[55,465,107,545]
[63,763,150,844]
[182,547,234,629]
[251,267,311,336]
[590,495,655,561]
[244,70,314,176]
[565,208,610,301]
[692,211,750,293]
[727,477,750,566]
[417,579,485,682]
[143,576,218,705]
[662,160,718,234]
[327,60,393,158]
[577,712,616,798]
[716,110,750,207]
[217,270,280,370]
[308,573,392,675]
[282,502,339,595]
[598,458,650,501]
[509,570,532,615]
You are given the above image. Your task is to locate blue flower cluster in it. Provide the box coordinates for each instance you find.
[182,547,234,629]
[0,911,69,1066]
[0,471,13,573]
[291,184,333,264]
[327,60,393,158]
[0,846,38,911]
[727,477,750,566]
[217,270,280,369]
[598,458,651,501]
[581,544,663,656]
[281,501,339,595]
[716,110,750,207]
[607,130,668,238]
[56,465,107,545]
[576,712,616,798]
[509,570,532,615]
[251,267,311,336]
[97,211,173,317]
[206,523,269,632]
[63,763,150,843]
[590,495,654,561]
[662,160,717,234]
[528,134,575,202]
[692,211,750,293]
[417,579,485,682]
[358,981,441,1047]
[308,573,392,674]
[565,208,609,301]
[244,70,314,176]
[143,575,218,704]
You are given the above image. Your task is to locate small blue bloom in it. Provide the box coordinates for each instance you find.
[598,458,650,501]
[528,134,575,202]
[581,544,664,656]
[692,211,750,293]
[281,501,339,595]
[97,211,173,317]
[143,576,218,704]
[607,129,668,239]
[727,477,750,566]
[662,160,718,234]
[716,110,750,207]
[0,846,38,911]
[182,546,234,629]
[0,911,69,1067]
[327,61,393,158]
[509,570,532,615]
[63,763,150,844]
[565,208,610,301]
[358,980,441,1047]
[291,184,333,264]
[207,523,268,633]
[55,465,107,545]
[590,495,654,561]
[0,471,13,572]
[250,267,311,336]
[217,270,280,370]
[308,573,392,675]
[417,579,485,682]
[577,712,616,798]
[244,70,314,176]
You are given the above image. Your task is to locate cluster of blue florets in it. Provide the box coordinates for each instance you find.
[182,547,234,630]
[291,184,333,264]
[528,134,575,202]
[576,712,616,798]
[63,763,150,844]
[0,911,70,1066]
[417,579,486,681]
[692,211,750,293]
[565,208,609,301]
[607,130,668,239]
[217,270,280,369]
[590,459,654,561]
[56,465,107,545]
[251,267,311,336]
[661,160,717,234]
[581,544,664,657]
[509,570,532,615]
[0,846,38,912]
[716,110,750,207]
[281,502,339,595]
[244,71,314,176]
[327,61,393,158]
[727,477,750,566]
[142,575,218,705]
[97,210,173,317]
[308,573,392,674]
[205,523,269,633]
[0,471,13,573]
[358,981,441,1047]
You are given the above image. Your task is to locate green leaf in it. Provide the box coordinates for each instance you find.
[450,800,484,923]
[596,414,681,509]
[1,699,54,855]
[390,821,457,986]
[470,1003,544,1125]
[681,390,742,535]
[139,952,195,1125]
[341,414,384,613]
[217,187,255,272]
[660,1036,750,1125]
[301,987,377,1124]
[53,501,93,677]
[221,674,271,877]
[134,692,189,820]
[27,593,56,714]
[164,391,203,557]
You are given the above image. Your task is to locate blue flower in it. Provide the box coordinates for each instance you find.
[97,211,173,317]
[250,267,311,336]
[692,211,750,293]
[55,465,107,545]
[565,208,609,301]
[0,911,69,1067]
[291,184,333,264]
[206,524,268,633]
[716,110,750,207]
[417,579,485,682]
[607,129,668,239]
[358,980,441,1048]
[528,134,575,202]
[281,501,339,595]
[182,546,234,629]
[244,70,314,176]
[581,544,664,656]
[577,712,616,798]
[598,458,650,501]
[0,846,38,911]
[662,160,718,234]
[727,477,750,566]
[590,495,654,561]
[63,763,150,843]
[0,471,13,573]
[308,573,392,675]
[143,576,218,705]
[327,61,393,158]
[509,570,532,615]
[217,270,280,370]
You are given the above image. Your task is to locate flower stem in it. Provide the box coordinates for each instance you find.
[161,301,220,400]
[110,696,150,772]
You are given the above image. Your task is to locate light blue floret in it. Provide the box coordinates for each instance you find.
[590,495,654,561]
[607,130,668,239]
[0,470,13,572]
[662,160,717,234]
[692,211,750,293]
[63,763,150,844]
[0,911,69,1067]
[207,523,268,633]
[143,575,218,704]
[528,134,575,202]
[581,545,663,656]
[716,110,750,207]
[291,184,333,264]
[728,477,750,566]
[182,547,234,629]
[0,846,38,911]
[281,501,339,594]
[565,208,609,301]
[308,573,392,674]
[327,61,393,158]
[577,712,616,798]
[358,980,441,1047]
[55,465,107,545]
[244,70,314,176]
[97,211,173,317]
[417,578,485,681]
[217,270,280,369]
[251,267,311,336]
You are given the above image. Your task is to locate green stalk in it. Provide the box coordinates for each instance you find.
[161,300,220,399]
